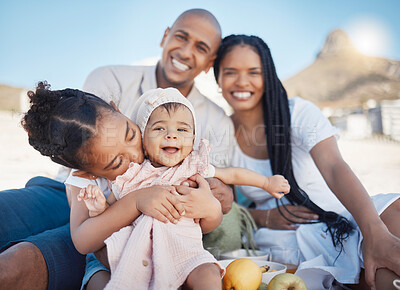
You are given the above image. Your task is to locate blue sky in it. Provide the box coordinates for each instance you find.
[1,0,399,90]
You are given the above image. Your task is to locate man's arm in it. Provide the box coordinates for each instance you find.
[206,177,234,214]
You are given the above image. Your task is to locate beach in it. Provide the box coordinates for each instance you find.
[1,110,399,195]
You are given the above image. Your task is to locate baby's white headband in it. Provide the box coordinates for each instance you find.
[131,87,197,136]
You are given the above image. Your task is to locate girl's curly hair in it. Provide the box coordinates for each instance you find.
[21,81,116,170]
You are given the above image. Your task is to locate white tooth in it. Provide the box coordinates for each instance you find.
[232,92,251,99]
[172,58,189,71]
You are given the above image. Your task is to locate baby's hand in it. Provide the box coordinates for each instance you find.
[264,175,290,199]
[78,184,107,217]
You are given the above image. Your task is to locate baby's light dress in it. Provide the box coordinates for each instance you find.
[104,139,223,290]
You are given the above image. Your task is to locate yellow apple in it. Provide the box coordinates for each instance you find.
[267,273,307,290]
[223,258,262,290]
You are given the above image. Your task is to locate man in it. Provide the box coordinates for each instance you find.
[0,9,233,290]
[82,8,232,170]
[75,8,234,289]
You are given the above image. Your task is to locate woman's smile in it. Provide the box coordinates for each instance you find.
[231,91,253,100]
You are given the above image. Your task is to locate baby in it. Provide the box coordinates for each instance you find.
[77,88,290,289]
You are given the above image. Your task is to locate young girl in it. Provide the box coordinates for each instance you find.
[74,88,290,289]
[22,84,289,289]
[21,83,187,288]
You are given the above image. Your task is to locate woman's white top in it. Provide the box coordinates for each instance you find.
[230,97,344,213]
[228,97,400,288]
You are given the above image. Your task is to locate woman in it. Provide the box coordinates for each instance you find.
[213,34,400,289]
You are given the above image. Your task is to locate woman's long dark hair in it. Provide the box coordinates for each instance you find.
[214,35,354,248]
[21,81,116,171]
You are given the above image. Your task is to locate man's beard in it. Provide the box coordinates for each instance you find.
[161,66,191,88]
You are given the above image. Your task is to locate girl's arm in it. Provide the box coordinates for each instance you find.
[68,184,185,254]
[310,136,400,287]
[214,167,290,198]
[175,174,223,234]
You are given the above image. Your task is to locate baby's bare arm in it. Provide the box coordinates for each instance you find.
[214,167,290,199]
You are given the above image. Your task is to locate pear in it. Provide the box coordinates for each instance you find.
[267,273,307,290]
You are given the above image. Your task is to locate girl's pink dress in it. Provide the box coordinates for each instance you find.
[104,139,223,290]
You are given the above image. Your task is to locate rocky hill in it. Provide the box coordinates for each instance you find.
[283,29,400,108]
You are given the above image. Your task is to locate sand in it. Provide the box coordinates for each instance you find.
[0,111,399,195]
[0,111,60,190]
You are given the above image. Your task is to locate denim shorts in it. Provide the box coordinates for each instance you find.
[0,176,85,290]
[81,253,110,290]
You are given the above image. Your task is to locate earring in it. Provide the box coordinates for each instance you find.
[217,87,222,93]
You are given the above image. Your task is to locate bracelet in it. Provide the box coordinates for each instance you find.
[265,209,271,228]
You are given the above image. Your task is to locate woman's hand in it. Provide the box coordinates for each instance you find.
[250,205,319,230]
[134,185,185,224]
[362,225,400,288]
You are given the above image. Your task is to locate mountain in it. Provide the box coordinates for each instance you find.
[0,84,26,111]
[283,29,400,108]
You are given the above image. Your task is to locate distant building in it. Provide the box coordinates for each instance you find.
[381,99,400,142]
[346,113,371,139]
[368,106,383,135]
[325,99,400,141]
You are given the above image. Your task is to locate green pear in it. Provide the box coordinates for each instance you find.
[267,273,307,290]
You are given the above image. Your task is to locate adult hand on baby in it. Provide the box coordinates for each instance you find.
[134,185,185,224]
[263,206,319,230]
[179,178,200,223]
[206,177,234,214]
[175,174,221,220]
[179,177,233,214]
